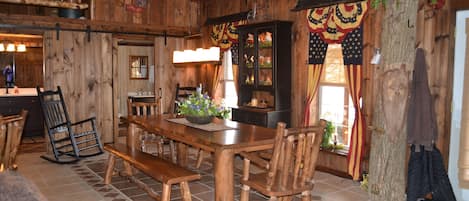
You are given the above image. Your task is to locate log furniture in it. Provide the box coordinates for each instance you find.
[104,143,200,201]
[0,110,27,171]
[127,98,176,161]
[36,86,104,163]
[239,120,326,201]
[126,114,277,201]
[232,21,292,128]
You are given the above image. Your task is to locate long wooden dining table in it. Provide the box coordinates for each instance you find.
[125,114,277,201]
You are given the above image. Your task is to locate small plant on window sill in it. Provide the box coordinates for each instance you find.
[320,121,346,151]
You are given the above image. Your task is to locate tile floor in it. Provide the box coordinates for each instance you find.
[15,140,369,201]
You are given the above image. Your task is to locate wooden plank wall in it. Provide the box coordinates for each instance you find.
[153,36,213,114]
[43,31,113,143]
[416,0,453,165]
[92,0,200,27]
[14,47,44,88]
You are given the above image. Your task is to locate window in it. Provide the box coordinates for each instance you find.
[318,44,354,147]
[129,55,148,79]
[222,50,238,109]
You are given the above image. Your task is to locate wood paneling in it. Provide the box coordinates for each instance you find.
[416,0,453,166]
[44,30,113,143]
[14,47,43,88]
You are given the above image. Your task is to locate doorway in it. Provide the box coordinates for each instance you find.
[449,10,469,200]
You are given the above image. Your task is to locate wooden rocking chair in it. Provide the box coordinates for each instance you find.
[239,120,326,201]
[37,86,104,164]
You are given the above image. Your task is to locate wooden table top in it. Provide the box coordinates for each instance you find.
[126,114,277,153]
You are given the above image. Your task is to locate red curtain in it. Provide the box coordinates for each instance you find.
[304,64,324,126]
[304,32,328,126]
[345,65,366,180]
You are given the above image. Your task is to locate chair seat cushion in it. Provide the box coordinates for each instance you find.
[241,172,314,197]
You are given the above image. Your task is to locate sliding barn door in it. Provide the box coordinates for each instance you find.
[43,31,113,143]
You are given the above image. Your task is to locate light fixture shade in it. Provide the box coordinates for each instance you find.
[173,46,221,64]
[0,44,4,52]
[6,43,15,52]
[17,44,26,52]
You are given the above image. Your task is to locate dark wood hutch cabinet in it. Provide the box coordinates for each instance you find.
[232,21,292,128]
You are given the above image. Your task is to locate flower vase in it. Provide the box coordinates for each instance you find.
[185,115,213,124]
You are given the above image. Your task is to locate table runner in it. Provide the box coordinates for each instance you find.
[166,118,236,132]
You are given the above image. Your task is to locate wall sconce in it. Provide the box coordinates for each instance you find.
[173,47,220,64]
[0,42,27,52]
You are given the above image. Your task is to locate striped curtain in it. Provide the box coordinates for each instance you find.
[304,33,328,126]
[342,26,366,180]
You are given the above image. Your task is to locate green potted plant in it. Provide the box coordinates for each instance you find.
[176,92,230,124]
[321,121,335,149]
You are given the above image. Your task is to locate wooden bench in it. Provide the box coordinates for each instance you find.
[104,143,201,201]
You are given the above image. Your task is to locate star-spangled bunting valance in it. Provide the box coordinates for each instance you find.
[210,20,246,52]
[307,1,368,44]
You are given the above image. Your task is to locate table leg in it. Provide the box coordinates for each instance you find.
[214,148,234,201]
[177,142,188,167]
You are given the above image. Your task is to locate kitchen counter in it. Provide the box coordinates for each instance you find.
[0,88,44,137]
[0,88,39,97]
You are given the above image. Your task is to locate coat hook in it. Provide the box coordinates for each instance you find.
[86,25,91,42]
[408,19,414,28]
[55,23,60,40]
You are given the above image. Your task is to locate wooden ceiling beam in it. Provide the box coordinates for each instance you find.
[0,14,195,37]
[0,0,88,9]
[291,0,363,11]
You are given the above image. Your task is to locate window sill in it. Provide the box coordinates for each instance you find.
[320,147,349,156]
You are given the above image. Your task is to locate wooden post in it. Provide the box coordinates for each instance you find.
[368,1,418,200]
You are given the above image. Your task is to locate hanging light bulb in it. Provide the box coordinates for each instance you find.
[17,44,26,52]
[0,43,4,52]
[6,43,15,52]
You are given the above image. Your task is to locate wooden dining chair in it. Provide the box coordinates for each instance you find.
[174,83,209,168]
[239,120,326,201]
[127,98,176,162]
[0,110,28,171]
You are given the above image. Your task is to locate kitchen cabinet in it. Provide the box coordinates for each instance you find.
[0,96,44,137]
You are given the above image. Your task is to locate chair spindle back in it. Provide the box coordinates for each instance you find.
[266,120,326,190]
[0,110,27,170]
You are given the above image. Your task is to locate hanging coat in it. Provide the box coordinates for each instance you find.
[406,48,456,201]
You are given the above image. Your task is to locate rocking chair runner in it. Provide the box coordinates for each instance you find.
[239,120,326,201]
[36,86,104,164]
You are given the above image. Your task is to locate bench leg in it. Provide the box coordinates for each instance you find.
[161,183,171,201]
[104,154,116,184]
[180,181,192,201]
